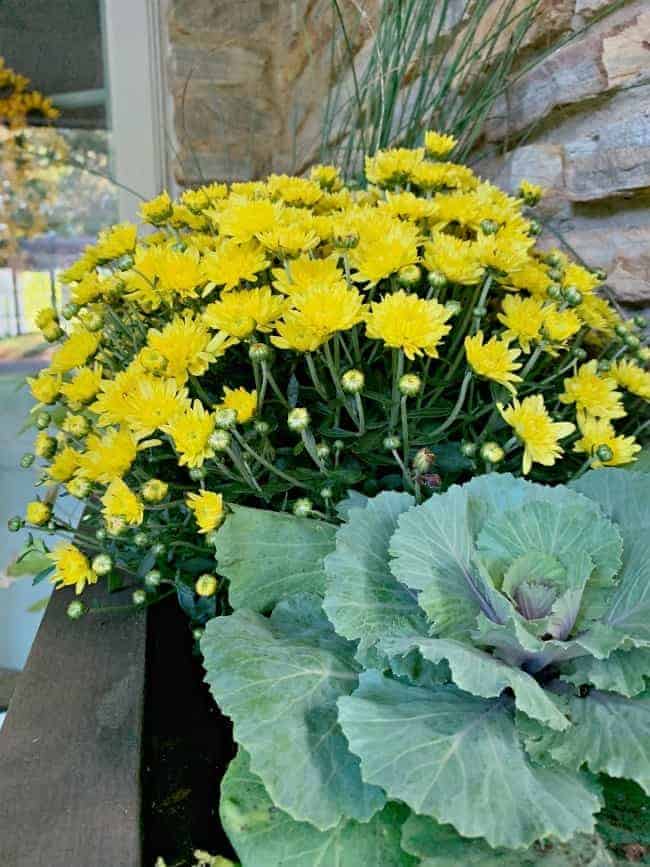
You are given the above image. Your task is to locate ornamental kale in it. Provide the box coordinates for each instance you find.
[201,468,650,865]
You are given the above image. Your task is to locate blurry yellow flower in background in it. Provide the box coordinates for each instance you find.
[560,360,625,420]
[498,295,546,353]
[78,428,138,483]
[219,386,257,424]
[574,415,640,468]
[499,394,575,474]
[365,290,452,359]
[610,359,650,401]
[465,331,522,393]
[186,491,225,534]
[200,240,269,292]
[267,174,323,207]
[163,400,215,468]
[309,164,343,192]
[101,478,144,526]
[50,543,97,595]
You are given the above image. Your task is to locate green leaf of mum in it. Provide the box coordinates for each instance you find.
[401,814,615,867]
[383,636,570,731]
[324,492,427,650]
[571,470,650,644]
[201,595,385,831]
[220,749,417,867]
[389,485,509,638]
[534,688,650,794]
[338,671,601,850]
[214,505,337,612]
[561,648,650,698]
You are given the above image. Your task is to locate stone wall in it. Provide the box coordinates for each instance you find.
[163,0,650,308]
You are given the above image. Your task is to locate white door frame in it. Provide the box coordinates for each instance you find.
[101,0,170,221]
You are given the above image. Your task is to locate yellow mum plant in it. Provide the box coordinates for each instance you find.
[11,134,648,621]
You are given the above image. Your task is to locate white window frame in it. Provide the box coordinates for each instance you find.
[101,0,170,221]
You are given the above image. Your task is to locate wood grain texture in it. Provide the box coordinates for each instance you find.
[0,582,146,867]
[0,666,19,711]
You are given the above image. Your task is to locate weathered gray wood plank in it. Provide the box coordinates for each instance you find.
[0,581,146,867]
[0,666,19,710]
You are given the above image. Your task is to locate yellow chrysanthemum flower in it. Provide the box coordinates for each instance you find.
[91,365,146,427]
[563,263,600,296]
[94,222,137,263]
[49,329,101,373]
[577,294,619,335]
[34,306,58,330]
[200,240,269,292]
[498,295,546,353]
[518,180,543,204]
[364,147,424,187]
[219,386,257,424]
[560,360,625,420]
[465,331,522,393]
[309,164,343,192]
[140,191,173,225]
[365,290,452,360]
[60,364,103,409]
[378,192,437,223]
[101,478,144,526]
[186,490,225,534]
[217,198,282,242]
[499,394,575,475]
[542,306,582,347]
[147,314,236,385]
[272,283,365,352]
[46,446,80,483]
[473,231,531,277]
[204,287,287,339]
[271,256,346,296]
[34,431,57,459]
[424,130,457,158]
[573,415,641,468]
[50,543,98,595]
[25,500,51,526]
[610,359,650,401]
[78,428,138,483]
[267,174,323,207]
[181,183,228,213]
[506,261,552,297]
[27,370,61,404]
[120,375,189,439]
[411,161,478,192]
[163,400,215,468]
[71,272,105,306]
[153,247,204,300]
[257,224,320,258]
[422,234,483,285]
[350,220,420,285]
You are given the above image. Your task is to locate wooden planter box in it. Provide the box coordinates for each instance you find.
[0,584,236,867]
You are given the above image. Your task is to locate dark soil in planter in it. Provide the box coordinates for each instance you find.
[142,596,237,866]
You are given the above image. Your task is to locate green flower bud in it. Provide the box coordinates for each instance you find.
[316,442,331,460]
[67,600,86,620]
[383,435,401,451]
[614,322,629,338]
[151,542,166,557]
[192,627,204,642]
[248,342,273,363]
[293,498,313,518]
[481,442,504,464]
[95,528,107,542]
[633,315,646,329]
[399,373,422,397]
[61,302,78,320]
[195,574,218,597]
[288,407,310,432]
[189,467,206,481]
[333,439,344,451]
[92,554,112,576]
[20,452,35,468]
[144,569,162,589]
[528,219,542,236]
[574,347,587,361]
[445,300,461,316]
[209,429,232,451]
[461,441,477,458]
[80,310,103,332]
[35,411,51,430]
[254,420,270,436]
[413,448,435,474]
[341,369,365,394]
[564,286,582,307]
[624,334,640,350]
[595,444,613,463]
[548,267,563,282]
[133,532,149,548]
[473,305,487,318]
[320,486,334,500]
[215,407,237,430]
[7,515,23,532]
[427,270,448,291]
[397,264,422,287]
[547,284,562,301]
[132,589,147,607]
[480,219,499,235]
